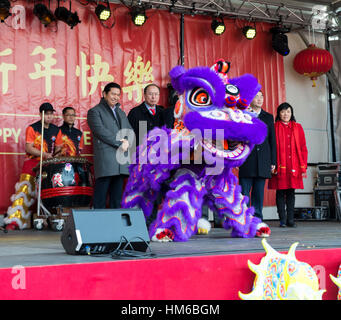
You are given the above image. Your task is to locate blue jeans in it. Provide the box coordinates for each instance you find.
[239,177,266,220]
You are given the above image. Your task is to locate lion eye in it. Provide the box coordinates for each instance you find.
[189,88,212,107]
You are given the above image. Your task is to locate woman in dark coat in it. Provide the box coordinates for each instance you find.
[268,102,308,228]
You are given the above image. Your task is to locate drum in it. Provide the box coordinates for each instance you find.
[34,157,94,209]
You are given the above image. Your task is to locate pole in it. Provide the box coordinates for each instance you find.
[37,110,45,217]
[325,35,337,162]
[180,13,184,66]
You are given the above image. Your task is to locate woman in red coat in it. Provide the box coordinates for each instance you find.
[268,102,308,228]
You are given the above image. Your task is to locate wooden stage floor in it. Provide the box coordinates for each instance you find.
[1,220,340,269]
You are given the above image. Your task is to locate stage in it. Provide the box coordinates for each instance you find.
[0,220,341,300]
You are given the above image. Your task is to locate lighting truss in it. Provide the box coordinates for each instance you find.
[115,0,341,33]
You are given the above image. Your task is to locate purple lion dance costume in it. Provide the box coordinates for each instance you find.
[122,59,271,242]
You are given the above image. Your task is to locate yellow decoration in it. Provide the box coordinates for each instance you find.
[122,56,154,103]
[19,173,35,184]
[239,239,325,300]
[75,51,114,97]
[330,265,341,300]
[5,175,35,229]
[28,46,65,96]
[0,48,17,94]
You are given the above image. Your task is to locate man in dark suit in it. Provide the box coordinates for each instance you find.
[87,82,132,209]
[128,84,165,145]
[128,84,165,226]
[163,105,175,129]
[163,84,178,129]
[239,90,277,221]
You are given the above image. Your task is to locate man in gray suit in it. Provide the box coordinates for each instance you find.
[87,82,133,209]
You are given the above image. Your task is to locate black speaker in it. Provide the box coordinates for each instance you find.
[61,209,150,255]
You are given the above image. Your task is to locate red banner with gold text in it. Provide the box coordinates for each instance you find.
[0,1,284,212]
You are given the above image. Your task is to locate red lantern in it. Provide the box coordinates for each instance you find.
[293,44,333,87]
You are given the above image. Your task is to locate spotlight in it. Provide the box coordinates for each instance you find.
[270,27,290,56]
[95,4,111,21]
[55,7,81,29]
[131,9,147,26]
[243,26,256,39]
[0,0,11,23]
[211,18,225,35]
[33,3,55,27]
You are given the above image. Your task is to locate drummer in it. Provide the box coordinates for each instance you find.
[58,107,84,157]
[4,103,63,230]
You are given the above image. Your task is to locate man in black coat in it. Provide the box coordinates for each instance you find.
[127,84,165,226]
[239,91,277,221]
[127,84,165,145]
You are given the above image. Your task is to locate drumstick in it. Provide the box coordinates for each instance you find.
[37,110,45,218]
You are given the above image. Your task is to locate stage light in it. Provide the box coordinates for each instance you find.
[131,9,147,26]
[0,0,11,22]
[55,7,81,29]
[270,27,290,56]
[33,3,55,27]
[95,4,111,21]
[243,26,256,39]
[211,19,225,35]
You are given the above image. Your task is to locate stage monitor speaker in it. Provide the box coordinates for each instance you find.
[61,209,150,255]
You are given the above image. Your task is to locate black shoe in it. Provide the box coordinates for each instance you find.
[279,223,286,228]
[287,222,297,228]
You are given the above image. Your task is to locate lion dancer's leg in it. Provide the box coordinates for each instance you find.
[4,159,38,230]
[122,166,161,218]
[149,168,207,242]
[122,188,158,218]
[207,172,270,238]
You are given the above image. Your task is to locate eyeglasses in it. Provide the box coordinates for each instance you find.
[65,114,76,117]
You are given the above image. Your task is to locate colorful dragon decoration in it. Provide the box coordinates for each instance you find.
[239,239,325,300]
[330,265,341,300]
[122,59,271,241]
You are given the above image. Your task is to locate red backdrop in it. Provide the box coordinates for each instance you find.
[183,16,286,207]
[0,2,285,213]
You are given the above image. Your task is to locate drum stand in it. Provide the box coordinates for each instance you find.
[34,173,65,231]
[33,115,65,232]
[0,224,8,233]
[33,203,65,231]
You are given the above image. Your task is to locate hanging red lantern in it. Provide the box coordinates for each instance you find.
[293,44,333,87]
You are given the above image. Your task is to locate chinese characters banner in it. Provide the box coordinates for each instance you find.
[0,2,284,212]
[0,2,180,211]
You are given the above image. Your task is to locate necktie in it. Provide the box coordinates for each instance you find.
[113,107,121,128]
[150,107,156,116]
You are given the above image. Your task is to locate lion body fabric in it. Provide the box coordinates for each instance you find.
[122,60,268,241]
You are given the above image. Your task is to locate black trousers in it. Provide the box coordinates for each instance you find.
[93,175,124,209]
[276,189,295,225]
[239,177,266,220]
